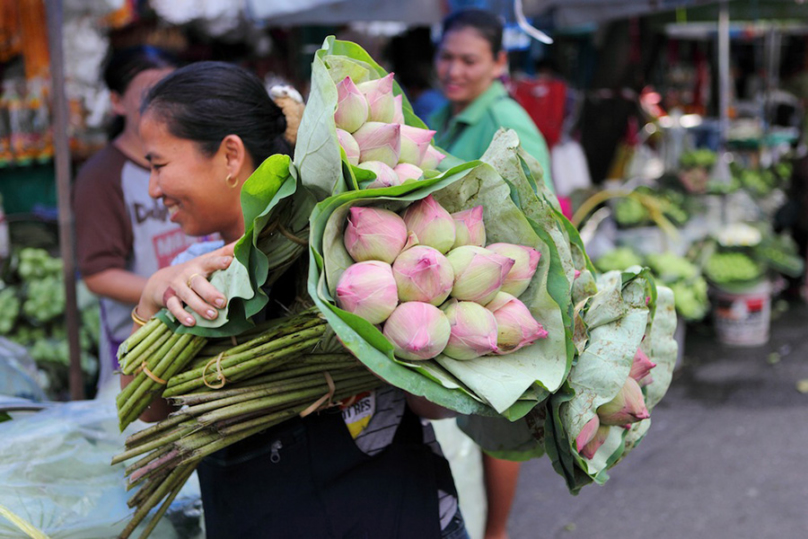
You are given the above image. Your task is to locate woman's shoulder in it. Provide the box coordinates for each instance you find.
[486,96,540,134]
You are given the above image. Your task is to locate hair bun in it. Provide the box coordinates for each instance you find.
[270,85,306,147]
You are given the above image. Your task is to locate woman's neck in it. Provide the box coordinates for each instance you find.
[113,129,149,168]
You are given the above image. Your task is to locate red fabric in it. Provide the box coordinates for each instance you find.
[510,78,567,149]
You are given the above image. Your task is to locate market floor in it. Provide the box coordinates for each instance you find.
[508,301,808,539]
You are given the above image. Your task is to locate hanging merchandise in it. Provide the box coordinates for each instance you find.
[0,0,21,63]
[18,0,49,81]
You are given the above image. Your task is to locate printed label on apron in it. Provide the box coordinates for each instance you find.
[339,391,375,439]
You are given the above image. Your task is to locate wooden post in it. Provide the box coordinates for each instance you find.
[45,0,84,400]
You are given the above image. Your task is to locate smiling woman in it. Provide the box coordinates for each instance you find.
[131,62,292,328]
[429,9,553,192]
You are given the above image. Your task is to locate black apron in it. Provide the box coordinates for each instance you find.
[197,403,456,539]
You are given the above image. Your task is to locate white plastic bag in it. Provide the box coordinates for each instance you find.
[551,139,591,197]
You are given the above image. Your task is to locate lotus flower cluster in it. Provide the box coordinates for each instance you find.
[574,347,657,459]
[335,197,548,361]
[333,74,446,188]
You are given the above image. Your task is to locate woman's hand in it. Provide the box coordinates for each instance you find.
[136,243,236,326]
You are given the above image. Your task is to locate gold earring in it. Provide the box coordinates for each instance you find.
[225,174,239,188]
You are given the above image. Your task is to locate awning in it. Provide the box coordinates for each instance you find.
[248,0,445,26]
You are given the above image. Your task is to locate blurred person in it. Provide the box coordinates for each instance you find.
[72,46,196,392]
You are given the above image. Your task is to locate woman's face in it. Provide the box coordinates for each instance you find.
[112,68,174,136]
[435,27,506,113]
[140,111,245,242]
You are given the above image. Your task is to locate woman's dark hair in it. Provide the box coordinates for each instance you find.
[142,62,291,165]
[103,45,177,138]
[441,9,504,57]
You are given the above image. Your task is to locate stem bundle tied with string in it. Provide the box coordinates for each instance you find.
[116,307,330,431]
[114,348,382,539]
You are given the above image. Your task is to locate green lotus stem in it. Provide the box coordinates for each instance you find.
[124,413,189,448]
[120,325,172,376]
[118,333,190,426]
[128,448,181,484]
[127,473,165,509]
[230,359,358,388]
[116,331,176,407]
[118,462,194,539]
[169,361,357,406]
[175,369,371,418]
[187,409,301,462]
[119,336,208,429]
[118,318,166,372]
[135,464,196,539]
[162,332,325,397]
[195,371,377,426]
[167,323,326,388]
[124,442,176,476]
[212,407,304,438]
[113,424,196,465]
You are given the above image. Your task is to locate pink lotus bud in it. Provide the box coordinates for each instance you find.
[486,243,540,298]
[575,416,600,453]
[353,122,401,168]
[357,73,396,123]
[336,128,360,166]
[399,125,436,165]
[335,261,398,324]
[441,299,499,360]
[401,195,456,254]
[420,145,446,170]
[574,269,581,279]
[581,426,610,460]
[597,377,650,426]
[485,292,548,354]
[383,301,451,360]
[392,94,405,124]
[334,77,369,133]
[344,207,408,264]
[451,206,486,248]
[358,161,401,189]
[638,374,654,387]
[394,163,423,182]
[629,348,656,382]
[392,246,454,306]
[446,246,514,305]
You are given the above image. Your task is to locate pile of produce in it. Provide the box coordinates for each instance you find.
[596,247,709,322]
[1,248,99,397]
[612,186,688,229]
[114,38,679,537]
[694,222,804,291]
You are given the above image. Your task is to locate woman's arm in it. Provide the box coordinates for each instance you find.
[84,269,147,305]
[405,393,458,420]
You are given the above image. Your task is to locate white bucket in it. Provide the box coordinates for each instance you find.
[711,280,771,346]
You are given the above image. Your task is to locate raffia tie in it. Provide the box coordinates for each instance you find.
[202,353,229,389]
[299,372,336,418]
[135,362,167,385]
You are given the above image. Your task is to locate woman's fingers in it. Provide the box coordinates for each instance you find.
[165,290,194,325]
[172,251,235,326]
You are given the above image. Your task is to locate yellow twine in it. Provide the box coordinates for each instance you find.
[202,353,229,389]
[299,372,336,417]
